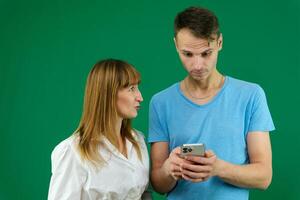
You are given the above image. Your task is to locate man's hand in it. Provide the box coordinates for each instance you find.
[180,150,217,182]
[162,147,185,180]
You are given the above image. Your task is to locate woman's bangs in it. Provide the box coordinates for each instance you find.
[120,65,140,88]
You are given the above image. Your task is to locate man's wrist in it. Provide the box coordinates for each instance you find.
[163,158,178,181]
[213,158,224,177]
[162,158,172,177]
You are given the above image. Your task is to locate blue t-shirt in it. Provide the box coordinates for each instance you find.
[148,76,275,200]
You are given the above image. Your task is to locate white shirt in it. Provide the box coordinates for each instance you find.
[48,131,149,200]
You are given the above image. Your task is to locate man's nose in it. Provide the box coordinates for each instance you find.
[193,55,204,69]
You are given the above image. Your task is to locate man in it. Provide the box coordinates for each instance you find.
[148,6,275,200]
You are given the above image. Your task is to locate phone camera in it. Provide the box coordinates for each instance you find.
[182,147,193,153]
[182,147,188,153]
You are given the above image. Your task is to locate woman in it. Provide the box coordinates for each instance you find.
[48,59,150,200]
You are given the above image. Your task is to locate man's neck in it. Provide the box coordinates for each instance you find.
[180,70,224,104]
[186,71,222,91]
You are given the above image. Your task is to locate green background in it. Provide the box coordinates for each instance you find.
[1,0,299,199]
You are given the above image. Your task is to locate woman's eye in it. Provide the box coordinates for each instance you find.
[129,86,136,91]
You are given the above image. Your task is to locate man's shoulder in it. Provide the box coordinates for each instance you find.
[150,82,179,103]
[227,76,262,92]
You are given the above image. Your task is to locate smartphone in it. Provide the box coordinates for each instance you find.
[180,143,205,157]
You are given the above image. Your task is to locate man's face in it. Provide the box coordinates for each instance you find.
[174,28,223,81]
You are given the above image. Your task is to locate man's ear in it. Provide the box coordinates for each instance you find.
[218,33,223,51]
[174,37,179,52]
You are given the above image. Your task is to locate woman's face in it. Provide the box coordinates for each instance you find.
[116,84,143,119]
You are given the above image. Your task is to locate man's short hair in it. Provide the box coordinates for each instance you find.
[174,6,220,40]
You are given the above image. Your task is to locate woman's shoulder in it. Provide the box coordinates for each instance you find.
[52,134,78,155]
[131,129,145,141]
[51,134,82,172]
[131,129,149,151]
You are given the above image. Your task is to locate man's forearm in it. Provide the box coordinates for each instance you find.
[151,163,178,194]
[215,159,272,189]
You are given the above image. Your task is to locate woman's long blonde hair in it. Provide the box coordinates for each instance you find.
[75,59,142,166]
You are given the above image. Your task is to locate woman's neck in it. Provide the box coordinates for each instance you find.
[115,117,128,158]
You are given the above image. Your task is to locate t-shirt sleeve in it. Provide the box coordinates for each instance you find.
[48,139,87,200]
[248,86,275,133]
[148,97,169,143]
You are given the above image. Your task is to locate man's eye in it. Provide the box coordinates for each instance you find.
[183,52,193,57]
[202,51,212,57]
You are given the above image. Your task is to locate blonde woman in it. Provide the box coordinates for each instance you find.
[48,59,150,200]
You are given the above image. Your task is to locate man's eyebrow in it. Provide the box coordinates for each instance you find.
[181,49,192,52]
[202,48,213,52]
[180,48,213,53]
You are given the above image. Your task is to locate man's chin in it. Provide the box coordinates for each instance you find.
[190,74,207,81]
